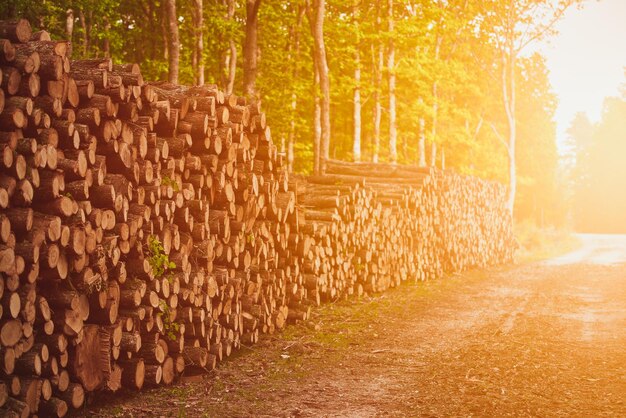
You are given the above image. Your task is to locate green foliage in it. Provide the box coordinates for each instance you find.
[161,175,180,192]
[158,299,180,341]
[0,0,568,222]
[147,235,176,278]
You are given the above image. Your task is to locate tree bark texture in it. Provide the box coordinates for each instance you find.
[243,0,261,98]
[192,0,204,85]
[352,2,361,162]
[311,0,330,172]
[165,0,180,84]
[387,0,397,163]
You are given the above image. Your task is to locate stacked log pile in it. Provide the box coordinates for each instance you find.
[296,159,514,301]
[0,18,514,417]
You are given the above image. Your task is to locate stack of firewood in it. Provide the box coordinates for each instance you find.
[0,18,514,417]
[293,159,514,303]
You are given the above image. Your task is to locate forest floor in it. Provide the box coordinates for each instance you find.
[88,234,626,417]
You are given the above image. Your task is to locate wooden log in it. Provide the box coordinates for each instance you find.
[68,325,107,391]
[54,382,84,409]
[119,358,144,390]
[16,378,42,414]
[0,38,16,62]
[39,397,67,417]
[3,396,30,418]
[0,19,32,43]
[0,319,22,346]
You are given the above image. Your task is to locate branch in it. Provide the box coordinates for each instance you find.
[517,2,572,52]
[489,121,510,153]
[517,2,543,49]
[468,49,498,81]
[473,115,484,140]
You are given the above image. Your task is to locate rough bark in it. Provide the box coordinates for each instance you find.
[504,50,516,213]
[430,34,442,167]
[103,18,110,58]
[372,0,383,163]
[287,6,305,173]
[161,2,169,61]
[311,0,330,172]
[243,0,261,98]
[78,10,88,56]
[418,98,426,167]
[352,2,361,162]
[387,0,397,163]
[165,0,180,84]
[192,0,204,85]
[65,9,74,41]
[224,0,237,95]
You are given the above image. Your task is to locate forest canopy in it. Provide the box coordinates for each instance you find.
[0,0,576,224]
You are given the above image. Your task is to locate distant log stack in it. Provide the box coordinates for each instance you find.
[295,159,514,301]
[0,18,515,416]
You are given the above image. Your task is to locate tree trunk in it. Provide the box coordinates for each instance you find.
[66,9,74,41]
[87,10,93,54]
[312,65,321,175]
[288,6,305,173]
[429,78,439,166]
[311,0,330,172]
[226,41,237,95]
[430,141,437,167]
[192,0,204,85]
[225,0,237,95]
[352,3,361,162]
[103,18,110,58]
[165,0,180,84]
[504,51,517,214]
[418,98,426,166]
[441,146,445,170]
[372,0,383,163]
[192,18,198,80]
[430,32,442,167]
[387,0,397,163]
[78,10,88,56]
[243,0,261,98]
[161,2,169,61]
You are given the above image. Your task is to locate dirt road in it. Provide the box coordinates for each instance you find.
[91,234,626,417]
[545,233,626,265]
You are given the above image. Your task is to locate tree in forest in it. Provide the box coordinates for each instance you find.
[308,0,331,174]
[569,88,626,232]
[0,0,571,221]
[65,8,73,39]
[387,0,397,163]
[243,0,261,97]
[566,112,594,169]
[371,0,384,163]
[165,0,180,84]
[222,0,237,94]
[192,0,204,85]
[480,0,580,214]
[426,0,469,167]
[352,1,362,162]
[287,4,306,172]
[566,112,594,228]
